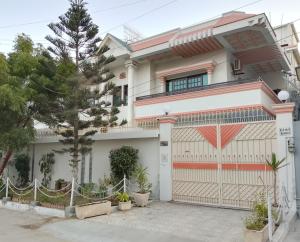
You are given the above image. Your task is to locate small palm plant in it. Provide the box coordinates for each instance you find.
[266,153,287,206]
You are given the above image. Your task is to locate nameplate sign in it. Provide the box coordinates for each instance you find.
[160,141,168,146]
[279,127,291,136]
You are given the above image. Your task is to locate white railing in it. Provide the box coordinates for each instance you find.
[36,125,147,138]
[1,176,129,207]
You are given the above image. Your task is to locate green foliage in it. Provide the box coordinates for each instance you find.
[110,146,138,181]
[245,194,268,231]
[79,183,96,197]
[39,153,55,188]
[0,177,4,198]
[0,33,60,175]
[266,153,286,171]
[133,164,152,194]
[266,153,286,205]
[14,153,30,186]
[116,192,130,202]
[45,0,125,180]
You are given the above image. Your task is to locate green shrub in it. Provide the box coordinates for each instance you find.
[116,192,130,202]
[133,164,152,194]
[14,153,30,187]
[245,195,268,231]
[79,183,96,197]
[39,152,55,188]
[109,146,138,181]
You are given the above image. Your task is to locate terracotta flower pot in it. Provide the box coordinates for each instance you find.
[118,201,131,211]
[132,192,150,207]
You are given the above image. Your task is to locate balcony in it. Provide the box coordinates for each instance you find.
[136,79,265,101]
[134,79,280,126]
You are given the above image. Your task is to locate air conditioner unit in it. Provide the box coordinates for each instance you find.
[233,59,241,71]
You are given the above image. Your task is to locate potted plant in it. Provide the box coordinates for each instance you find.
[116,192,131,211]
[75,183,112,219]
[244,195,273,242]
[266,153,286,206]
[132,164,152,207]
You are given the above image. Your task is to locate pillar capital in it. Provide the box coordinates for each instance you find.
[272,102,295,114]
[157,116,177,124]
[125,60,138,68]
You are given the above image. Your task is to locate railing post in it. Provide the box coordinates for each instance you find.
[34,179,37,202]
[123,174,126,193]
[268,193,273,241]
[70,177,75,207]
[5,177,9,198]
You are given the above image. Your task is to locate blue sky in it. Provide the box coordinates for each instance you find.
[0,0,299,54]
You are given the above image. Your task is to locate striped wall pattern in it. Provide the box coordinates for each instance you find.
[172,121,276,208]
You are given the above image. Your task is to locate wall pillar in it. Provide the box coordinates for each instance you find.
[273,102,296,211]
[158,116,177,201]
[125,60,137,126]
[207,69,213,85]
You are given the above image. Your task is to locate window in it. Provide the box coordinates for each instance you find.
[123,85,128,106]
[113,86,122,107]
[166,73,208,92]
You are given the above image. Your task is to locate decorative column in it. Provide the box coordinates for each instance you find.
[273,102,296,212]
[125,60,137,126]
[207,67,213,85]
[158,116,177,201]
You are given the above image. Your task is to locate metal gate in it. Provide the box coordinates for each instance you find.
[172,121,276,208]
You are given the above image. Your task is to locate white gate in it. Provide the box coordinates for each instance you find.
[172,121,276,208]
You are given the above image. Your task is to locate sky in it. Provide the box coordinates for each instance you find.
[0,0,300,54]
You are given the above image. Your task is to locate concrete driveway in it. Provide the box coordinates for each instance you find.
[0,202,248,242]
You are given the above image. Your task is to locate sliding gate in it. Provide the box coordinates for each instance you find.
[172,121,276,208]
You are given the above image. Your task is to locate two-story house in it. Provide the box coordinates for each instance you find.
[27,11,299,207]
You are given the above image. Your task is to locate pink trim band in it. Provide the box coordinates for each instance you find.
[272,103,295,114]
[156,62,215,81]
[173,162,272,171]
[135,81,280,107]
[135,104,275,121]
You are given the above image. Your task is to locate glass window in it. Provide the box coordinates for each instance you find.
[113,86,122,107]
[123,85,128,106]
[166,73,208,92]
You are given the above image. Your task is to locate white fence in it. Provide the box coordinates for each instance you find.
[0,175,131,207]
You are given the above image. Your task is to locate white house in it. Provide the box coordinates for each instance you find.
[19,11,299,208]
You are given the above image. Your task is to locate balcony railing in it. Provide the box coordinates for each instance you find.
[136,78,260,101]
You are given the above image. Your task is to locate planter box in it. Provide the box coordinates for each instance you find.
[244,224,269,242]
[132,192,150,207]
[75,201,111,219]
[118,201,131,211]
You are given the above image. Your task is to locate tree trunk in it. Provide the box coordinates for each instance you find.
[0,149,13,176]
[274,171,277,206]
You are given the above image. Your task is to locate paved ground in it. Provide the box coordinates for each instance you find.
[286,219,300,242]
[0,202,248,242]
[0,208,68,242]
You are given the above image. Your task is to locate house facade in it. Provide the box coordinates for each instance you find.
[13,11,299,209]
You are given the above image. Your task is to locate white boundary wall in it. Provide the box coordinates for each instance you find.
[29,135,160,198]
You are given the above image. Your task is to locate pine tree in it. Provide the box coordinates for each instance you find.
[46,0,125,180]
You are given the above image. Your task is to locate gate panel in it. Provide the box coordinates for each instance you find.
[220,122,276,208]
[172,121,276,208]
[172,126,219,205]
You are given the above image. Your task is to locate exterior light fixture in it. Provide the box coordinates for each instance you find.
[163,105,171,116]
[287,137,296,153]
[296,66,300,81]
[278,90,290,103]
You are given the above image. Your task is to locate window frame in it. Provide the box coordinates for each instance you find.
[166,73,208,93]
